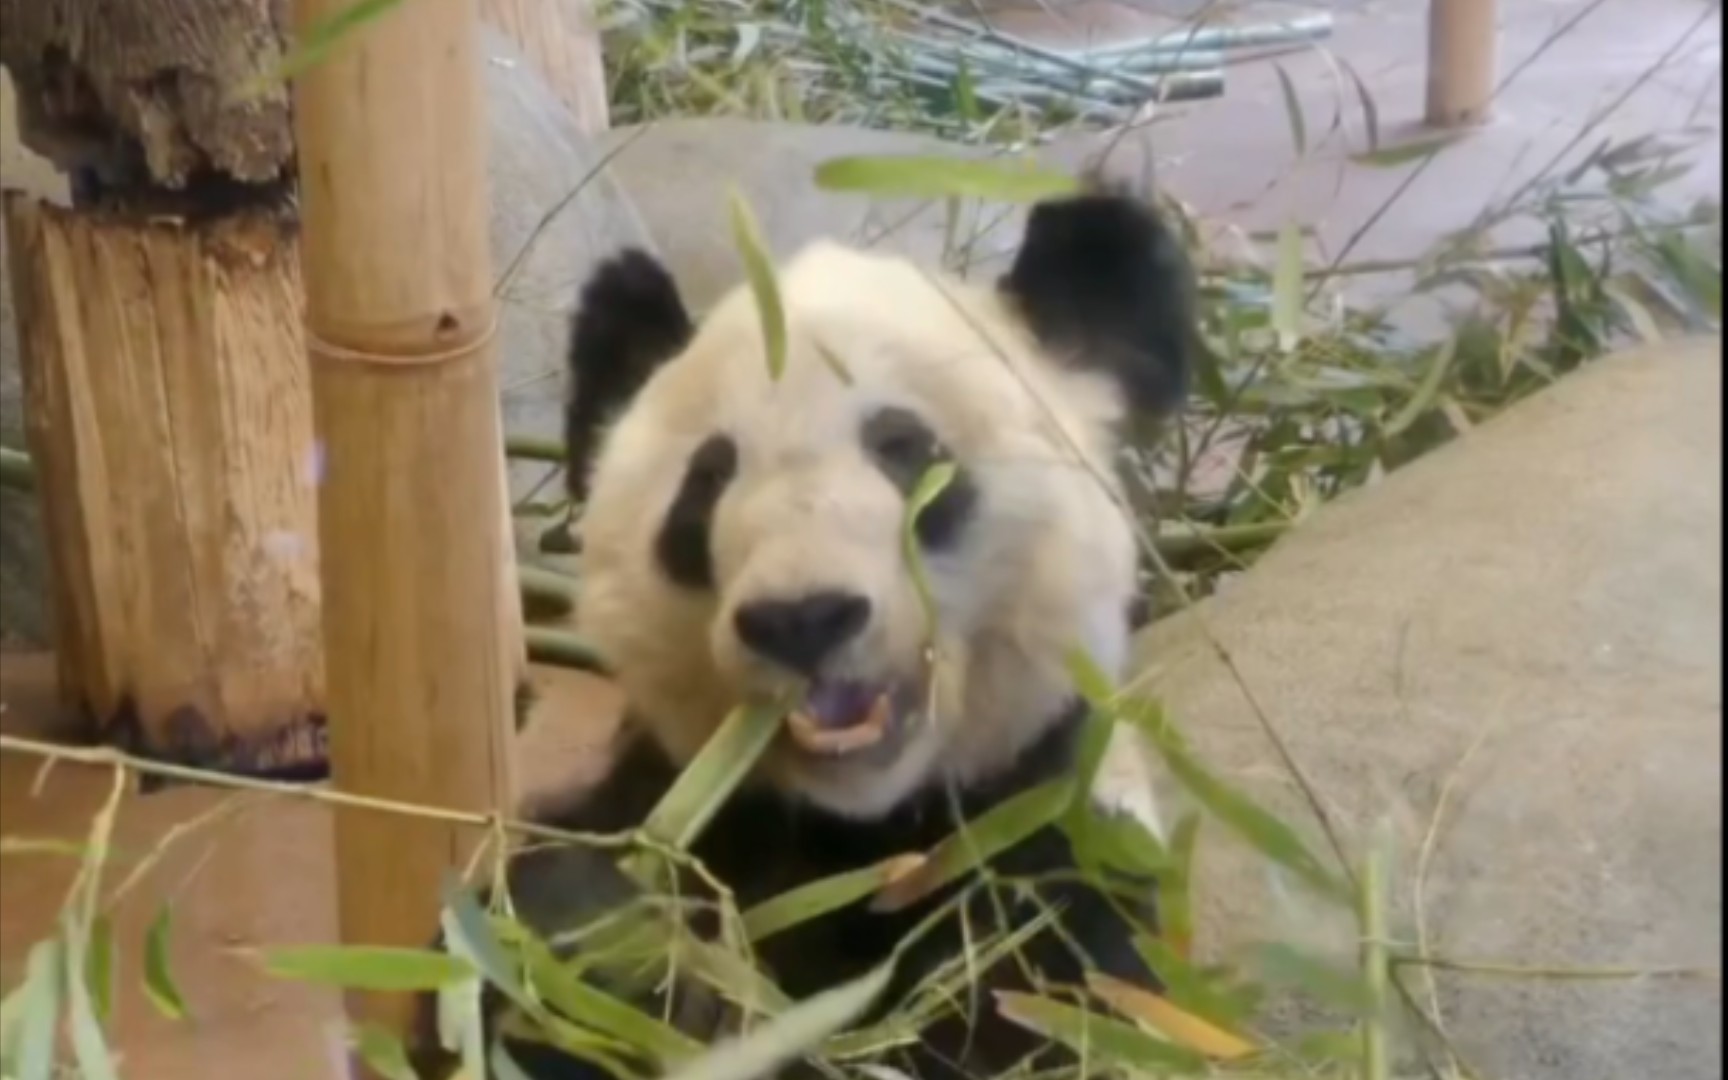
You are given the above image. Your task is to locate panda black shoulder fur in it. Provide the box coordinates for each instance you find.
[438,181,1198,1080]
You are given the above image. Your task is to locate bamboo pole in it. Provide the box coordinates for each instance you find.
[1425,0,1499,129]
[289,0,521,1054]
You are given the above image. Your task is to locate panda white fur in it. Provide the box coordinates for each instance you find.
[429,180,1198,1080]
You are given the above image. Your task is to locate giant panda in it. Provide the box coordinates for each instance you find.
[429,177,1199,1080]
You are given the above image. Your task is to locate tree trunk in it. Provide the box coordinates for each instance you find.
[2,194,325,773]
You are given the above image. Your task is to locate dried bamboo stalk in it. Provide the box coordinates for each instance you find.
[289,0,522,1048]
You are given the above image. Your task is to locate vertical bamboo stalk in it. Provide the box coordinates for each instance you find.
[289,0,521,1052]
[1425,0,1499,129]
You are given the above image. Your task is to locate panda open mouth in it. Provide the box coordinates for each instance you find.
[786,680,908,757]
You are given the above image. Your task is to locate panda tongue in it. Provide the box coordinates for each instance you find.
[805,681,879,730]
[787,681,891,754]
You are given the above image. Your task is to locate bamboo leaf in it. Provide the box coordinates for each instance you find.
[85,914,114,1024]
[727,188,788,381]
[872,779,1070,912]
[814,155,1080,203]
[1341,58,1382,152]
[518,936,703,1064]
[743,855,925,942]
[1085,972,1257,1061]
[143,906,190,1021]
[62,916,119,1080]
[252,945,476,991]
[1352,135,1461,168]
[994,991,1207,1069]
[663,960,895,1080]
[5,938,61,1080]
[902,462,957,640]
[638,704,784,854]
[1272,219,1305,352]
[1129,708,1349,902]
[1162,812,1201,957]
[441,883,530,1007]
[1272,64,1308,158]
[1382,335,1458,438]
[348,1022,421,1080]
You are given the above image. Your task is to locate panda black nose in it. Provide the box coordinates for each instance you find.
[733,591,872,674]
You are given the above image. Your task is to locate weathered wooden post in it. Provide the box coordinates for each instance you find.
[1426,0,1500,128]
[289,0,521,1053]
[1,1,325,772]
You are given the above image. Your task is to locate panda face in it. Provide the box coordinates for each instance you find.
[571,190,1195,820]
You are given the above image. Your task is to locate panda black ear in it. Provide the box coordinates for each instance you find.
[565,249,695,503]
[999,183,1197,420]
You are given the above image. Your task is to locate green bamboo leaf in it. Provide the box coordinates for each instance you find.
[440,882,529,1007]
[994,991,1207,1070]
[85,914,114,1024]
[1382,335,1459,438]
[873,779,1070,912]
[253,945,476,991]
[1272,219,1305,352]
[348,1022,421,1080]
[143,906,190,1021]
[1133,707,1349,902]
[953,60,980,123]
[62,917,119,1080]
[5,938,61,1080]
[518,935,703,1064]
[638,704,784,854]
[1272,64,1308,158]
[814,156,1080,203]
[1352,135,1461,168]
[902,462,957,640]
[1339,58,1381,153]
[244,0,406,96]
[1248,942,1377,1017]
[663,960,895,1080]
[1076,807,1170,878]
[743,855,922,942]
[727,188,788,381]
[1162,812,1201,954]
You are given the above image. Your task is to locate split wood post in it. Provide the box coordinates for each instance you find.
[1426,0,1499,128]
[1,0,325,770]
[290,0,522,1052]
[1,197,324,769]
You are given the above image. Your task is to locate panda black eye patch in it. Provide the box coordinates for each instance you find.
[655,434,737,589]
[862,407,978,550]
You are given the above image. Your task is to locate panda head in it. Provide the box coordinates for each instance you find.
[567,182,1196,821]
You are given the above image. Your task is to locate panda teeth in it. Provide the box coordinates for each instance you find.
[786,693,892,755]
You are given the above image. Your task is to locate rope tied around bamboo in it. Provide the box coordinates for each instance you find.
[305,313,500,368]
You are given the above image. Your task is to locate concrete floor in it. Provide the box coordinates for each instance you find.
[0,0,1719,1075]
[1016,0,1721,304]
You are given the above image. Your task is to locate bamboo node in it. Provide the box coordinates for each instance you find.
[305,314,500,368]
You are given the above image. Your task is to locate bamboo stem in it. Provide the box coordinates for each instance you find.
[289,0,520,1057]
